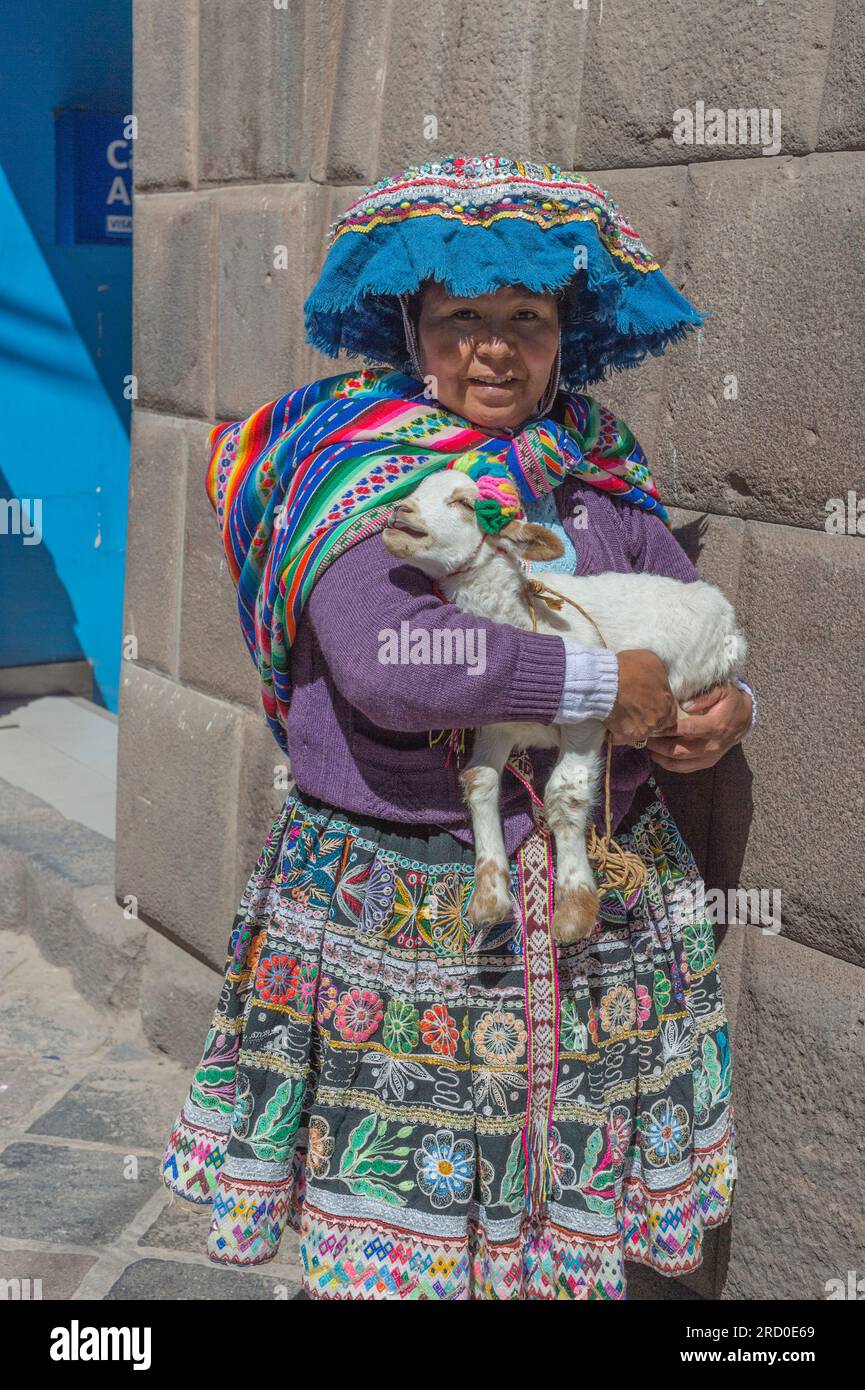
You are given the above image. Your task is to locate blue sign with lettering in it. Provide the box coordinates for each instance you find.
[55,110,132,246]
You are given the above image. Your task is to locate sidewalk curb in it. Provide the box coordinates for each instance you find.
[0,776,217,1064]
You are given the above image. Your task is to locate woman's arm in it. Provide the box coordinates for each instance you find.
[305,531,618,732]
[614,493,703,584]
[613,496,756,761]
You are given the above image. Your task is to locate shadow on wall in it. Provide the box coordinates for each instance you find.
[0,289,100,390]
[0,462,85,671]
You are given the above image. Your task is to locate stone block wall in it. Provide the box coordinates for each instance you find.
[122,0,865,1298]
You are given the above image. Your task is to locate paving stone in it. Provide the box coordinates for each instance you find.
[28,1055,190,1149]
[0,1144,159,1246]
[104,1256,302,1300]
[575,0,834,169]
[133,0,197,189]
[0,789,67,876]
[0,1053,76,1131]
[0,828,30,931]
[0,774,61,829]
[19,866,148,1017]
[722,931,865,1300]
[660,154,865,528]
[132,193,214,418]
[0,932,109,1061]
[0,1248,97,1301]
[0,779,113,888]
[138,1192,213,1254]
[105,1037,157,1063]
[115,665,244,965]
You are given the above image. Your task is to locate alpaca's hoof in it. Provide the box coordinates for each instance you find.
[552,884,600,945]
[468,858,512,927]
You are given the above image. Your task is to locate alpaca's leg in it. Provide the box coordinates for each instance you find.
[543,723,605,944]
[459,727,515,927]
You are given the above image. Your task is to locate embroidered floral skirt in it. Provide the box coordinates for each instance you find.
[161,773,736,1300]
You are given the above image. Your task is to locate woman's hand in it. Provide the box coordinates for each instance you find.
[604,650,679,745]
[643,683,753,772]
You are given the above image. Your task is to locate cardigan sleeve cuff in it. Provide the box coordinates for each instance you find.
[730,676,757,733]
[555,642,619,723]
[500,633,568,724]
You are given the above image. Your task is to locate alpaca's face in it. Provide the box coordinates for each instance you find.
[381,472,483,578]
[381,471,564,579]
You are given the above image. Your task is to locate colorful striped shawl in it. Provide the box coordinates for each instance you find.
[206,367,668,751]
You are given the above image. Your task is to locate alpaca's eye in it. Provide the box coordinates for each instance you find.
[455,498,476,512]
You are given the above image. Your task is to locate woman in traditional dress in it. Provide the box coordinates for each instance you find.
[161,154,754,1300]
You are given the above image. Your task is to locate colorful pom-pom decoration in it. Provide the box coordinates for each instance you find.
[446,456,524,533]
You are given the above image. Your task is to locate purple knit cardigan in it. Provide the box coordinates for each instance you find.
[285,475,700,856]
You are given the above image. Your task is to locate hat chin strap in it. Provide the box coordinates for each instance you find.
[536,332,562,416]
[398,292,424,379]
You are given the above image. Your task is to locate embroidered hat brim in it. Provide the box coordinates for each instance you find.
[303,154,706,388]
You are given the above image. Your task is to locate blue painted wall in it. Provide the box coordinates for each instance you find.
[0,0,132,713]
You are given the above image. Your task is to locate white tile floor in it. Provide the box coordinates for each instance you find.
[0,695,117,839]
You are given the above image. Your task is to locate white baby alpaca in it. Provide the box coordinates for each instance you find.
[381,471,747,944]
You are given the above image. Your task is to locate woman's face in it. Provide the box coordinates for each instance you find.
[415,282,560,430]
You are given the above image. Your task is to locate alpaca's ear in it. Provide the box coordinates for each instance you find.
[500,520,564,562]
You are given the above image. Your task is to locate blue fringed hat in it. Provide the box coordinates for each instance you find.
[303,153,706,389]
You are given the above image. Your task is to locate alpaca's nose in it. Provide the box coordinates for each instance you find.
[385,500,428,539]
